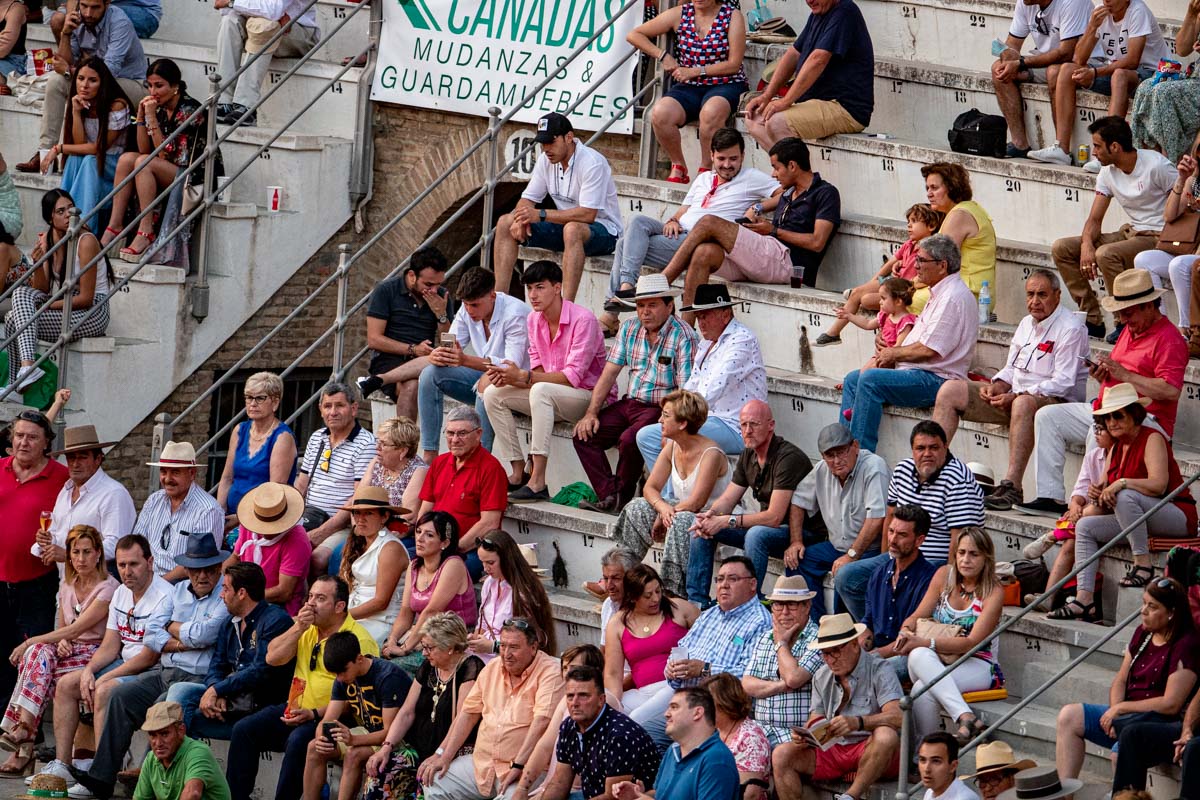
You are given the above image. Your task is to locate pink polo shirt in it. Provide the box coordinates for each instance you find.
[899,274,979,380]
[527,299,615,401]
[1102,315,1188,437]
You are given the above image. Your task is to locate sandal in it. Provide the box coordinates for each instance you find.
[1047,597,1102,623]
[0,742,34,778]
[118,231,155,263]
[1120,564,1155,588]
[953,714,985,747]
[0,723,31,753]
[101,225,123,246]
[665,163,689,184]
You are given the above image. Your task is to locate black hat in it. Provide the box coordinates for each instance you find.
[534,113,573,143]
[680,284,740,313]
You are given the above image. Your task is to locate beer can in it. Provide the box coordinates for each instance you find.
[1077,144,1090,164]
[267,186,284,213]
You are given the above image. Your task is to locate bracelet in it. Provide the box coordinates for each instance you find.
[657,50,668,62]
[857,715,865,731]
[510,762,525,772]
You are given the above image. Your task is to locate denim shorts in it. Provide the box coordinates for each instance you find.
[664,81,748,122]
[524,220,617,256]
[1082,703,1118,750]
[1087,60,1157,96]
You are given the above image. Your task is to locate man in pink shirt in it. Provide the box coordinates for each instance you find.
[839,234,979,452]
[483,261,613,503]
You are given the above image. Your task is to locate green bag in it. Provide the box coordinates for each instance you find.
[0,352,59,411]
[551,481,598,508]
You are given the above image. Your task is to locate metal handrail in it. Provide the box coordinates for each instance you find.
[894,470,1200,800]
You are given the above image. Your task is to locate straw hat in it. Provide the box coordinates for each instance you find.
[995,767,1082,800]
[237,482,305,536]
[16,774,68,799]
[808,613,867,651]
[245,17,283,55]
[967,461,995,487]
[146,441,204,468]
[339,485,409,516]
[50,424,117,455]
[1100,269,1165,313]
[617,274,683,306]
[1091,382,1150,417]
[765,575,816,603]
[968,741,1036,779]
[519,543,549,576]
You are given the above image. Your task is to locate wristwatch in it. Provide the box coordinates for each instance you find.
[538,209,547,222]
[437,314,449,324]
[728,514,739,529]
[436,747,446,756]
[1018,56,1027,72]
[847,548,859,560]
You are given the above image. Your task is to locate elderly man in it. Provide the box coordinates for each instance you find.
[742,577,824,745]
[0,410,67,700]
[415,266,531,460]
[600,127,778,331]
[492,113,623,302]
[840,234,979,453]
[660,137,841,300]
[932,270,1089,510]
[297,382,377,573]
[15,0,146,177]
[41,425,136,571]
[484,260,611,504]
[417,406,508,576]
[358,247,452,420]
[968,741,1036,800]
[636,284,766,471]
[597,547,639,642]
[1019,269,1188,515]
[611,688,738,800]
[67,533,230,800]
[836,421,985,620]
[134,441,225,583]
[786,424,889,619]
[128,701,230,800]
[573,275,696,513]
[512,665,660,800]
[744,0,873,145]
[418,617,564,800]
[772,613,903,800]
[687,401,812,606]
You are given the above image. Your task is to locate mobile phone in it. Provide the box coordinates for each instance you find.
[734,216,752,224]
[322,722,336,742]
[1080,354,1098,369]
[439,332,456,348]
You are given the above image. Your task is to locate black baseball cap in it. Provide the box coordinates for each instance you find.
[534,112,573,143]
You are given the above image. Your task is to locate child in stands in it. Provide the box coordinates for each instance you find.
[842,277,918,370]
[817,204,942,346]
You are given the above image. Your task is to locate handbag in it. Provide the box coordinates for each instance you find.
[915,618,964,665]
[947,109,1007,158]
[1156,209,1200,256]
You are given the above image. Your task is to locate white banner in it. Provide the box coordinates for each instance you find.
[371,0,644,134]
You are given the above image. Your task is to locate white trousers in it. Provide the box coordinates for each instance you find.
[907,647,996,741]
[214,14,320,109]
[1133,248,1198,327]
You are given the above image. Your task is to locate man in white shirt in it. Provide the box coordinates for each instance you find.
[1050,116,1177,339]
[600,128,778,331]
[918,732,981,800]
[492,112,623,302]
[634,284,766,472]
[213,0,321,126]
[1029,0,1167,169]
[416,267,532,462]
[39,425,136,571]
[991,0,1094,156]
[931,270,1088,509]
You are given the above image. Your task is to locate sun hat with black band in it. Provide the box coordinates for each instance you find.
[680,284,742,313]
[808,612,867,651]
[967,741,1036,780]
[617,274,683,307]
[237,482,305,536]
[1100,268,1166,313]
[340,484,410,516]
[995,767,1082,800]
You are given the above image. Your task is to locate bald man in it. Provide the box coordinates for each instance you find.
[685,400,814,606]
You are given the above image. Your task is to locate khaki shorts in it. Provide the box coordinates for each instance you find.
[963,382,1062,425]
[716,226,793,284]
[782,99,866,139]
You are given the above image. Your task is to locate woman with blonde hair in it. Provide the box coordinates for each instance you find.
[363,417,427,533]
[0,525,117,776]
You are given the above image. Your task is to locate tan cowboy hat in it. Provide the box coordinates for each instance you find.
[1100,269,1165,313]
[16,774,68,800]
[340,485,410,516]
[968,741,1036,780]
[765,575,816,603]
[519,543,549,576]
[618,274,683,306]
[51,424,117,455]
[245,17,283,55]
[237,482,305,536]
[808,612,867,651]
[146,441,205,468]
[1092,382,1151,417]
[996,767,1082,800]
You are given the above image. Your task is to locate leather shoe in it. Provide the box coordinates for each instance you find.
[579,494,620,514]
[14,151,41,173]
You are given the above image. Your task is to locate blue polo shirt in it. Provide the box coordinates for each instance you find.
[860,554,938,649]
[653,731,739,800]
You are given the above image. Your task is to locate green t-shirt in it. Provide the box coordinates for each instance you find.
[133,737,231,800]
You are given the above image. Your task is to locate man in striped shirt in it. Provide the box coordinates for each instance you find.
[134,441,225,583]
[834,421,984,621]
[572,275,696,513]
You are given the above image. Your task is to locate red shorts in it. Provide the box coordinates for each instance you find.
[812,738,901,783]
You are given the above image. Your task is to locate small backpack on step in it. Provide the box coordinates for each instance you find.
[948,109,1008,158]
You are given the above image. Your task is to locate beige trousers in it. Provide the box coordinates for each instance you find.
[483,381,592,463]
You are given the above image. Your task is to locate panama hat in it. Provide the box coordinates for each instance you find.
[237,482,306,536]
[618,274,683,306]
[996,767,1082,800]
[765,575,816,603]
[340,485,409,516]
[519,543,549,576]
[245,17,283,55]
[51,424,117,455]
[680,284,741,313]
[967,461,996,487]
[1100,269,1165,313]
[808,612,867,651]
[174,530,231,570]
[968,741,1036,779]
[146,441,204,468]
[1092,382,1150,417]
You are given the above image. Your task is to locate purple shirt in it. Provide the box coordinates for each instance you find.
[899,274,979,380]
[527,299,615,401]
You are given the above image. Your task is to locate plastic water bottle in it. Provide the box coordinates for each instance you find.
[26,52,35,75]
[978,281,991,325]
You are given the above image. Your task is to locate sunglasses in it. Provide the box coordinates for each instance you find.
[318,447,332,472]
[159,524,192,552]
[310,641,323,671]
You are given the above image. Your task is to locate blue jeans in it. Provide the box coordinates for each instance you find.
[227,702,316,800]
[636,418,743,502]
[166,681,234,739]
[839,368,946,452]
[113,2,159,37]
[609,215,685,296]
[0,53,25,78]
[687,525,790,606]
[789,540,880,620]
[835,553,946,621]
[416,364,494,452]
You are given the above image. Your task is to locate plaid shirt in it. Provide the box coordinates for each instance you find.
[745,620,823,745]
[608,315,696,405]
[671,597,771,688]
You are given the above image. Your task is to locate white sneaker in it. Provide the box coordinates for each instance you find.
[1027,145,1072,166]
[27,759,73,785]
[1022,532,1057,560]
[68,784,97,799]
[1082,158,1101,173]
[14,365,44,391]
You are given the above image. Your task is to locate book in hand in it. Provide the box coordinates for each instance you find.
[791,719,843,751]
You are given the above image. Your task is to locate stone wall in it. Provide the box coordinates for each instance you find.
[102,104,642,503]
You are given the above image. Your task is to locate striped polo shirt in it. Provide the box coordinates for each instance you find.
[299,422,376,515]
[885,456,985,562]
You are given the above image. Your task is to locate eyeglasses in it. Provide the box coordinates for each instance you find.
[16,410,49,424]
[915,256,942,264]
[244,394,270,405]
[715,575,754,584]
[445,428,480,439]
[419,642,435,653]
[478,536,499,551]
[310,641,323,671]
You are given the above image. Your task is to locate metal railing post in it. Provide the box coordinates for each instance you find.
[49,208,82,447]
[149,413,173,495]
[639,32,666,178]
[896,697,912,800]
[191,74,221,322]
[331,243,351,379]
[481,106,502,271]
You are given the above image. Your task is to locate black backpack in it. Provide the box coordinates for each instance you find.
[948,109,1007,158]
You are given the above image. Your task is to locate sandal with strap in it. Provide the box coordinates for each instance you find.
[665,163,689,184]
[0,742,34,778]
[101,226,123,246]
[1047,597,1102,623]
[118,231,156,263]
[953,713,985,747]
[1120,564,1155,588]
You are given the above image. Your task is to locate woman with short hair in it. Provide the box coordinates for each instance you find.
[916,162,996,313]
[703,672,770,800]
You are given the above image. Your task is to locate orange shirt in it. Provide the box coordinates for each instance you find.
[461,650,564,794]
